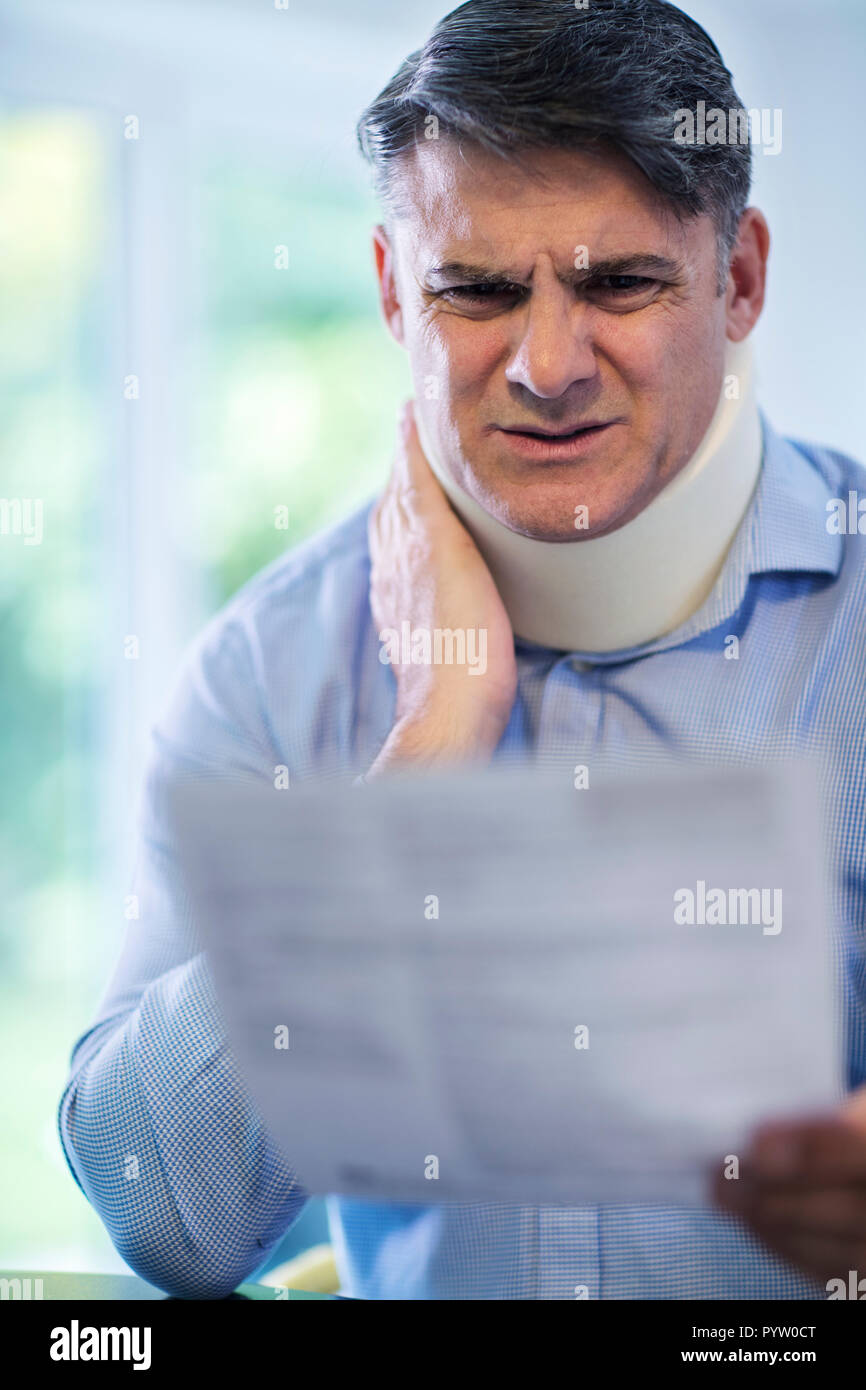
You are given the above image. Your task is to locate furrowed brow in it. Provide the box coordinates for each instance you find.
[425,254,683,287]
[425,261,521,286]
[579,254,682,281]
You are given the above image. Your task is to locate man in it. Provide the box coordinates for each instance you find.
[60,0,866,1299]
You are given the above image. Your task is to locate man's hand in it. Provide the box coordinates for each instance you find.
[712,1083,866,1285]
[366,401,517,776]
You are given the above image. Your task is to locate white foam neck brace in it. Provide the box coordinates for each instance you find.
[422,340,763,653]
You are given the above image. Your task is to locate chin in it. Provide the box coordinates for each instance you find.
[483,502,623,543]
[474,477,639,543]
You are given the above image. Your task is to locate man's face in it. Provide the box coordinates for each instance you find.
[376,140,740,542]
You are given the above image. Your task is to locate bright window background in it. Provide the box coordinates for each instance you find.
[1,0,864,1277]
[0,109,111,1269]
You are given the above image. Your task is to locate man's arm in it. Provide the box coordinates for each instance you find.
[58,618,308,1299]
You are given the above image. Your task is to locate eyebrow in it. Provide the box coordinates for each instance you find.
[425,254,683,286]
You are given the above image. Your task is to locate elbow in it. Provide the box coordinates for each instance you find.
[109,1225,259,1300]
[58,1032,305,1299]
[61,1089,301,1300]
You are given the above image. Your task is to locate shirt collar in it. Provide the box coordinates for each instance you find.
[516,412,843,668]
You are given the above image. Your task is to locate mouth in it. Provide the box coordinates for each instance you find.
[495,420,617,459]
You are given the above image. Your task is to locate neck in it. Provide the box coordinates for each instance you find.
[423,340,763,653]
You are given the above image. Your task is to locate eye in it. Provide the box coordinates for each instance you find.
[440,283,524,309]
[590,275,660,304]
[599,275,652,291]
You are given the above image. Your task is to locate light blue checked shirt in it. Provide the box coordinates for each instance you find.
[59,414,866,1300]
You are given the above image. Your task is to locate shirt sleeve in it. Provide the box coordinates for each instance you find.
[57,610,309,1299]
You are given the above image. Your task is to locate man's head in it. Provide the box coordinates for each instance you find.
[357,0,769,542]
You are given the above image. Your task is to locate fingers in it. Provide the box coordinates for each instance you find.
[392,401,446,507]
[370,402,453,579]
[744,1204,862,1285]
[718,1170,866,1237]
[714,1172,866,1282]
[755,1187,866,1240]
[369,404,412,546]
[747,1114,866,1186]
[711,1110,866,1282]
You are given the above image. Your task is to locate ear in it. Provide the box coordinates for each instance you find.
[373,224,405,347]
[724,208,770,341]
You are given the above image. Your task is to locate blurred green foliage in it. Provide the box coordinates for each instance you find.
[192,159,409,604]
[1,109,407,1270]
[0,110,112,1268]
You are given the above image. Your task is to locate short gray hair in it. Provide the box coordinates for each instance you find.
[357,0,752,291]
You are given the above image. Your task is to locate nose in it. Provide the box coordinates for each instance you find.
[504,289,598,400]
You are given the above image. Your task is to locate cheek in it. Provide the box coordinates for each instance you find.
[620,296,723,386]
[416,315,508,399]
[622,318,723,411]
[594,312,683,395]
